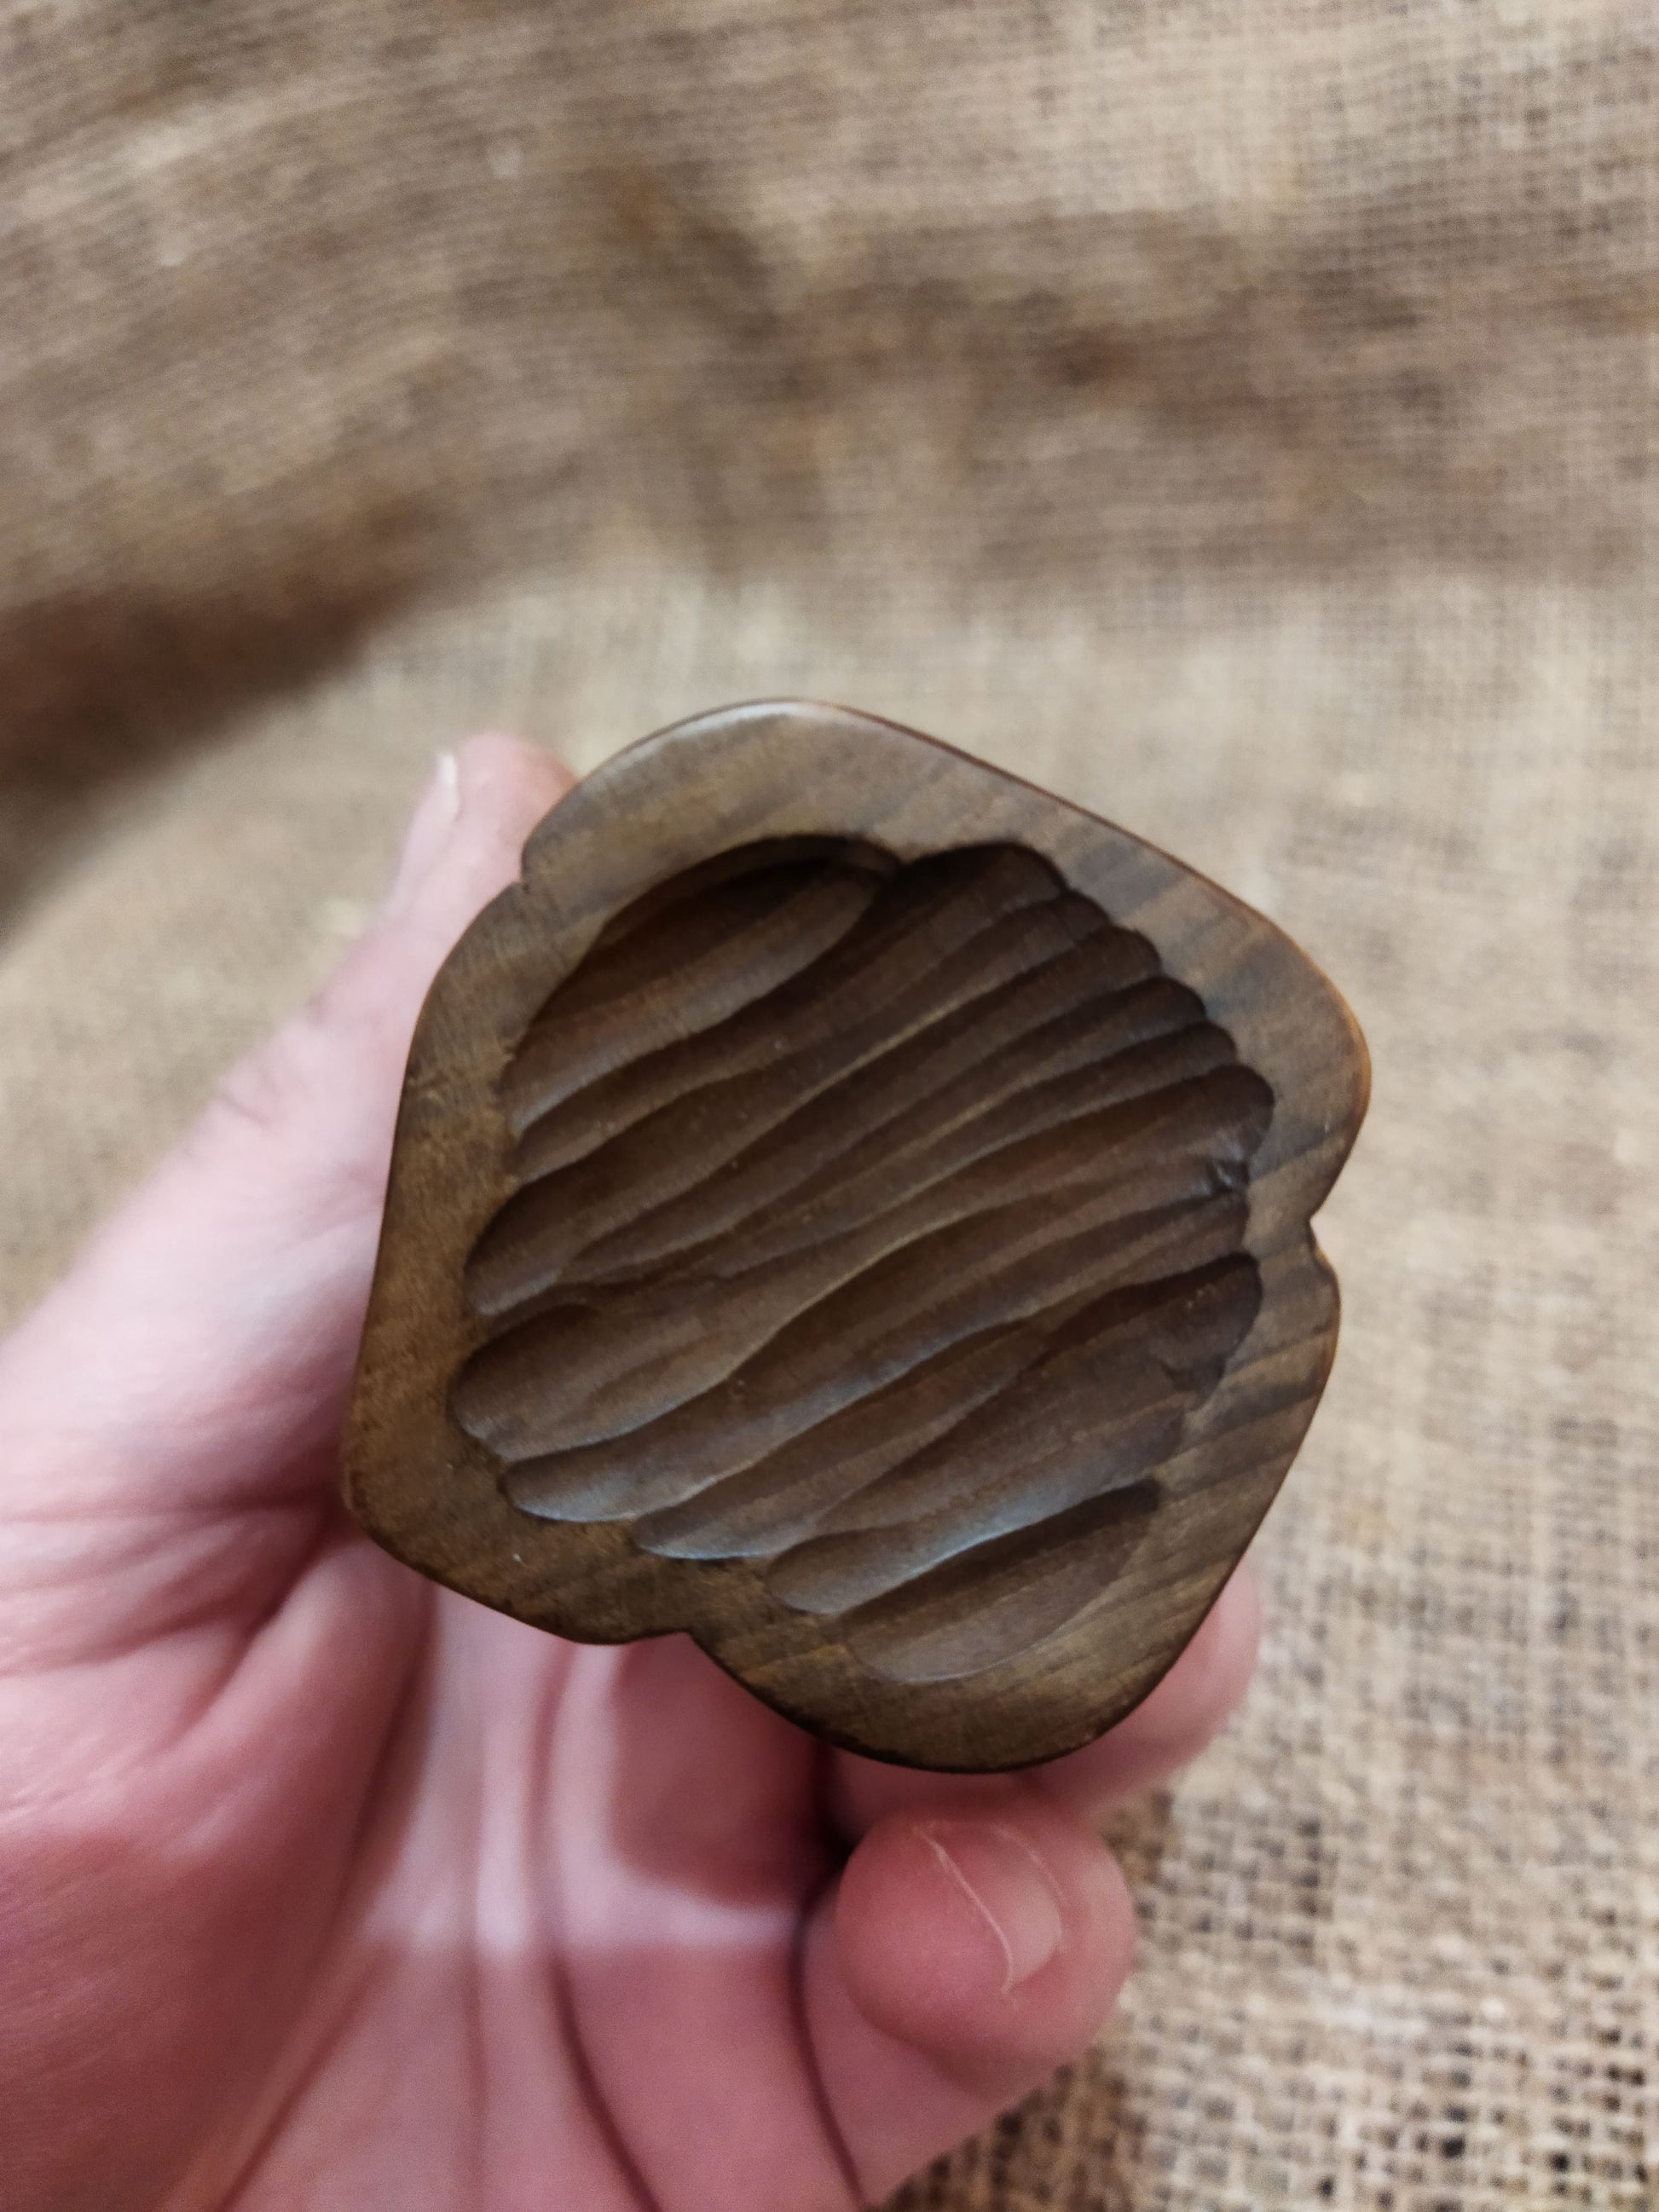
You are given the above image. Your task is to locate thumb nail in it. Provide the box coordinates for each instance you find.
[380,752,462,920]
[919,1822,1066,1993]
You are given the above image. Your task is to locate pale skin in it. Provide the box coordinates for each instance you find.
[0,738,1261,2212]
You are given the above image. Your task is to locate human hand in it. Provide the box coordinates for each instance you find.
[0,738,1260,2211]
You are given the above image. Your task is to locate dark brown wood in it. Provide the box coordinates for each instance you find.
[344,702,1367,1770]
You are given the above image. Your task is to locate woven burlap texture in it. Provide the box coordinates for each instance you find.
[2,3,1656,2207]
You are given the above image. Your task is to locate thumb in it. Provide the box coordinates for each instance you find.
[0,737,572,1620]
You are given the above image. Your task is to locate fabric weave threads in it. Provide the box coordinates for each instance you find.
[2,3,1656,2205]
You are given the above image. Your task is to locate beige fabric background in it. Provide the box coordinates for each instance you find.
[3,3,1656,2205]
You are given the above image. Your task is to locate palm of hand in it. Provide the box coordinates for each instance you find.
[1,741,1256,2212]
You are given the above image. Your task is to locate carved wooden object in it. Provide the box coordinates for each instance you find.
[344,702,1367,1770]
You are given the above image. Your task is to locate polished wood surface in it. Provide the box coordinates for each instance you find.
[345,702,1367,1770]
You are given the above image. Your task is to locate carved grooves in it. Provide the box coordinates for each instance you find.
[452,840,1273,1684]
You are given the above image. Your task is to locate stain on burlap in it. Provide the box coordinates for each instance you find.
[2,4,1656,2206]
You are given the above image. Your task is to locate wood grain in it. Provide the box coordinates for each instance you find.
[344,702,1367,1770]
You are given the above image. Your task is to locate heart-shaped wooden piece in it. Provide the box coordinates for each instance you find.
[344,702,1367,1770]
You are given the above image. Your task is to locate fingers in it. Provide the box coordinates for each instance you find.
[828,1561,1263,1839]
[0,737,571,1524]
[806,1563,1256,2201]
[802,1796,1135,2201]
[542,1636,861,2212]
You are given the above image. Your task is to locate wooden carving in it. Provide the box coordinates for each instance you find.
[344,702,1367,1770]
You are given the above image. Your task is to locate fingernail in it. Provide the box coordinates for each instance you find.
[919,1821,1066,1993]
[381,752,462,919]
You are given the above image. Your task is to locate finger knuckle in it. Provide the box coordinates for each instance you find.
[194,1009,331,1153]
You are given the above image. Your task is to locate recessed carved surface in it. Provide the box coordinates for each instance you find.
[452,839,1272,1686]
[344,701,1367,1770]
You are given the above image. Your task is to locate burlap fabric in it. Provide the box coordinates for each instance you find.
[3,4,1656,2205]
